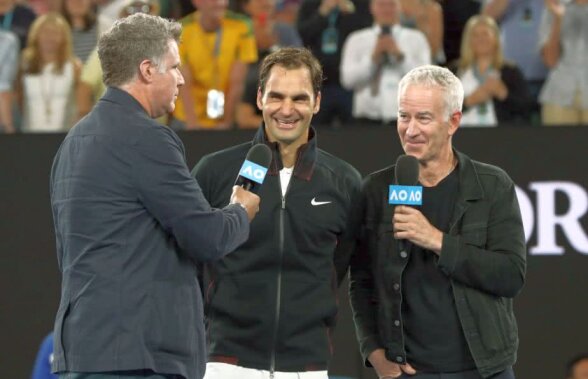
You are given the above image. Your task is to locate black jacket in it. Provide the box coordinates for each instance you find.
[349,150,526,378]
[192,126,362,372]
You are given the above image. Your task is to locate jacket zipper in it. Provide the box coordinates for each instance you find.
[270,185,288,378]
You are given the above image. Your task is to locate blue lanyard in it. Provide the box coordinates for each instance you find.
[327,8,339,28]
[1,10,14,31]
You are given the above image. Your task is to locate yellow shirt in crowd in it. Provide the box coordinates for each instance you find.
[174,11,258,128]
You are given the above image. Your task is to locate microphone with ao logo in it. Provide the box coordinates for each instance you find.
[389,155,422,255]
[235,143,272,194]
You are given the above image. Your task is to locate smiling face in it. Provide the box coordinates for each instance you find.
[397,84,459,165]
[257,65,320,149]
[149,39,184,118]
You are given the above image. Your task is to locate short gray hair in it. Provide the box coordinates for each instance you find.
[398,65,464,120]
[98,13,181,87]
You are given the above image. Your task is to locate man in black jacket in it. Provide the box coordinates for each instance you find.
[50,14,259,379]
[192,47,362,379]
[349,65,526,379]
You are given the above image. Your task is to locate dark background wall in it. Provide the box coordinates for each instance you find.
[1,126,586,379]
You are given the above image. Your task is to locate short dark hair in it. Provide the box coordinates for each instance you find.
[258,47,323,98]
[566,354,588,378]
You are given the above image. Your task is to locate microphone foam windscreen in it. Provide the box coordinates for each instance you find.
[395,155,419,185]
[246,143,272,169]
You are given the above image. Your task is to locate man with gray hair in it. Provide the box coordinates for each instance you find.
[349,65,526,379]
[50,13,260,379]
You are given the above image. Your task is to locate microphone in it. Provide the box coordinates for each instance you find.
[234,143,272,194]
[390,155,421,256]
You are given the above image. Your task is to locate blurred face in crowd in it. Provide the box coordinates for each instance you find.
[149,39,184,117]
[470,22,497,58]
[257,65,321,148]
[0,0,16,12]
[571,359,588,379]
[37,22,65,58]
[371,0,401,26]
[193,0,227,24]
[243,0,275,18]
[397,84,459,166]
[65,0,93,19]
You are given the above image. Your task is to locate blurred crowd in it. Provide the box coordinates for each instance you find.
[1,0,587,133]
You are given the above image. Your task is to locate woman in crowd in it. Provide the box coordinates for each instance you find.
[17,12,81,132]
[452,15,531,127]
[539,0,588,126]
[61,0,110,63]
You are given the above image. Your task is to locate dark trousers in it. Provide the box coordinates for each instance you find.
[399,367,515,379]
[59,370,183,379]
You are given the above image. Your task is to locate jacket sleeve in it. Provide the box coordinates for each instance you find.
[132,128,249,262]
[333,168,363,286]
[494,63,532,124]
[437,174,527,298]
[340,31,376,90]
[348,178,381,366]
[296,0,329,46]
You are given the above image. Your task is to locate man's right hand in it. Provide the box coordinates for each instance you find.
[368,348,417,378]
[230,186,260,222]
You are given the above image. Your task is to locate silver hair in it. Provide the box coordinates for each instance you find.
[98,13,181,87]
[398,65,464,120]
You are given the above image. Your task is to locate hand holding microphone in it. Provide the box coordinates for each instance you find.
[391,155,442,254]
[231,143,272,221]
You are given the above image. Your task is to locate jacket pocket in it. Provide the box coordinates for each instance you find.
[461,222,488,248]
[148,282,196,357]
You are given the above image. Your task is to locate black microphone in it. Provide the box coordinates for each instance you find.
[393,155,420,256]
[395,154,419,187]
[234,143,272,194]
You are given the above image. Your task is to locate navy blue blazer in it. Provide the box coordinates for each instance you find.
[50,87,249,379]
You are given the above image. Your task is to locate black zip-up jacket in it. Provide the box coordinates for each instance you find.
[349,150,526,378]
[192,126,362,372]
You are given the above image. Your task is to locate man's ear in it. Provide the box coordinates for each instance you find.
[448,111,461,136]
[138,59,155,83]
[313,91,321,114]
[256,87,263,111]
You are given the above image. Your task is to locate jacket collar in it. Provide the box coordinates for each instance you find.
[252,124,317,181]
[455,149,484,201]
[101,87,149,116]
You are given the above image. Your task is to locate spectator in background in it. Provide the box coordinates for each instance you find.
[399,0,444,64]
[95,0,130,25]
[483,0,548,125]
[437,0,481,65]
[61,0,111,63]
[236,0,302,128]
[172,0,257,130]
[0,0,37,49]
[17,13,81,132]
[567,354,588,379]
[76,0,160,119]
[30,333,57,379]
[539,0,588,126]
[340,0,430,125]
[452,15,530,127]
[0,30,18,133]
[297,0,371,127]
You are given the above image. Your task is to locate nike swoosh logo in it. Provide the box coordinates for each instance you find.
[311,197,332,206]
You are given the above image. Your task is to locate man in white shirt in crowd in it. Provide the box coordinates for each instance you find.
[340,0,430,125]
